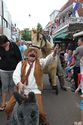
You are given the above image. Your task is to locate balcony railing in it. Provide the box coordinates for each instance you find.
[52,17,83,35]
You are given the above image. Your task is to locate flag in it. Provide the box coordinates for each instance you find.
[72,1,80,17]
[73,2,79,14]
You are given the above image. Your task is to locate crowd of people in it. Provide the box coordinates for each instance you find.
[63,38,83,125]
[0,34,83,125]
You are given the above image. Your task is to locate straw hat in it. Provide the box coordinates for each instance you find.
[24,45,42,58]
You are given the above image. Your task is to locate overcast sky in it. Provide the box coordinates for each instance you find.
[4,0,68,30]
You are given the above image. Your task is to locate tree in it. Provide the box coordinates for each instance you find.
[21,30,31,41]
[37,23,43,33]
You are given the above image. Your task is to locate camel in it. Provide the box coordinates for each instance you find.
[31,29,58,94]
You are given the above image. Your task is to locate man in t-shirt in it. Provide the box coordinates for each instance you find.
[73,37,83,90]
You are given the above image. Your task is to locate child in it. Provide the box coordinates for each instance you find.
[65,50,75,80]
[64,49,68,66]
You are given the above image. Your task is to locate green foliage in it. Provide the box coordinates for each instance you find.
[21,30,31,41]
[37,23,43,33]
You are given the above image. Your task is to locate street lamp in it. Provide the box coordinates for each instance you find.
[28,14,31,17]
[28,14,32,30]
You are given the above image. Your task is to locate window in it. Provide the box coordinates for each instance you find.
[3,19,6,27]
[3,19,8,28]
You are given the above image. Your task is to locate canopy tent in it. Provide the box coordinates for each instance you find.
[53,32,73,42]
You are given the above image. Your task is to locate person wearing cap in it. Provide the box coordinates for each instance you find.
[0,35,22,111]
[10,44,57,125]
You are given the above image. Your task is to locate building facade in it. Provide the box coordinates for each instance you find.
[0,0,12,39]
[45,0,83,45]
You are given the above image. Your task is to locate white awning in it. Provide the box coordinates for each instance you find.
[73,31,83,38]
